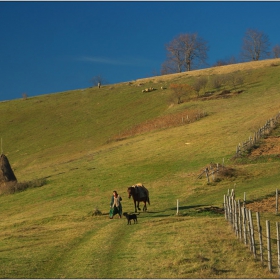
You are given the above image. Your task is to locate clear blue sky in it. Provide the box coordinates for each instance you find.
[1,1,280,101]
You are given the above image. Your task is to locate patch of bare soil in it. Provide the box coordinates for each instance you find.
[250,136,280,157]
[246,196,277,213]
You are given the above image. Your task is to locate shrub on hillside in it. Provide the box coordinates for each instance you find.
[0,178,47,195]
[210,75,224,90]
[192,76,208,97]
[170,84,194,104]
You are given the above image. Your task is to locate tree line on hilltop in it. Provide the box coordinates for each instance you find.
[90,28,280,88]
[161,28,280,75]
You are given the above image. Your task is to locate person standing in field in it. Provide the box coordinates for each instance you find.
[109,190,122,219]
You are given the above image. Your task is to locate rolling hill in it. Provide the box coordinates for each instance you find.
[1,58,280,278]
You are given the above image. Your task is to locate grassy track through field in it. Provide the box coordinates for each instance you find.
[46,219,127,278]
[47,214,276,278]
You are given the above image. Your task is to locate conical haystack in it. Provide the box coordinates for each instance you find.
[0,154,17,183]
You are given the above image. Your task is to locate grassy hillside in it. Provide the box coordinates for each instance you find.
[1,59,280,278]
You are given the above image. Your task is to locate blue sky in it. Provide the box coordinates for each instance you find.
[1,1,280,101]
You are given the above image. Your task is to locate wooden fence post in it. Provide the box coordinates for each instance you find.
[227,195,231,222]
[228,195,232,224]
[238,200,242,240]
[234,200,238,236]
[249,209,256,258]
[276,189,278,215]
[231,188,235,200]
[224,194,227,220]
[266,220,272,272]
[246,208,251,247]
[231,195,235,230]
[276,222,280,276]
[205,168,209,183]
[246,208,252,250]
[256,212,263,263]
[243,206,247,245]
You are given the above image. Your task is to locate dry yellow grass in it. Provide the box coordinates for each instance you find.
[135,58,280,83]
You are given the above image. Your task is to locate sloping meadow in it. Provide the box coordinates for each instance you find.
[0,59,280,278]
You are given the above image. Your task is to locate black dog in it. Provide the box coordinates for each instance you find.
[123,212,139,225]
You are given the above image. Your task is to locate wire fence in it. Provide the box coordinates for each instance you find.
[224,189,280,275]
[235,111,280,157]
[197,161,225,183]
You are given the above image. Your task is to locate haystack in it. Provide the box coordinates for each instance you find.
[0,154,17,183]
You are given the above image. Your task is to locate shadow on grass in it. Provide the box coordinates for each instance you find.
[169,204,207,211]
[97,205,225,220]
[170,204,224,216]
[146,211,171,218]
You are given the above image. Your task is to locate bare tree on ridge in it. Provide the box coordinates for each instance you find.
[241,28,270,61]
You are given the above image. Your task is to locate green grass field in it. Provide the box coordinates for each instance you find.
[1,59,280,278]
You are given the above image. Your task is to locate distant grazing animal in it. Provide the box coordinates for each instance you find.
[127,183,150,212]
[142,87,155,93]
[123,212,139,225]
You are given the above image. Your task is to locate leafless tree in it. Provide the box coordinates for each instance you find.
[165,37,184,73]
[228,73,244,90]
[193,77,208,97]
[241,28,270,61]
[179,33,209,71]
[90,75,106,87]
[210,75,224,91]
[161,33,209,74]
[160,60,179,75]
[272,44,280,58]
[213,56,238,67]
